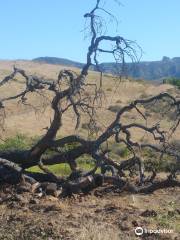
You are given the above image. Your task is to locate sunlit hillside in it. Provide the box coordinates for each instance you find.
[0,60,179,143]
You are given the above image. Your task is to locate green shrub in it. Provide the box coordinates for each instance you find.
[163,77,180,88]
[0,134,31,151]
[115,147,129,158]
[110,142,130,158]
[143,149,176,172]
[0,135,96,175]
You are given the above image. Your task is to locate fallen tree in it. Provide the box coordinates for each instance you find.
[0,0,180,197]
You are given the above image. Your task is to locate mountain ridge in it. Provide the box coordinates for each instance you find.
[33,56,180,80]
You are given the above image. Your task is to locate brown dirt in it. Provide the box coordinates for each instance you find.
[0,185,179,240]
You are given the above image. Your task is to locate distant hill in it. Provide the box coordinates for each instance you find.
[33,57,84,69]
[33,56,180,81]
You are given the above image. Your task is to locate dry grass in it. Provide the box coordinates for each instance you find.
[0,60,179,143]
[77,220,121,240]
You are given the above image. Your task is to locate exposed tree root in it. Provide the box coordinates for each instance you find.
[0,158,179,199]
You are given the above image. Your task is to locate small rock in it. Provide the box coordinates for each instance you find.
[31,182,41,193]
[46,183,57,196]
[37,192,44,198]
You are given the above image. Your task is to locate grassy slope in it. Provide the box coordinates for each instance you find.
[0,60,179,174]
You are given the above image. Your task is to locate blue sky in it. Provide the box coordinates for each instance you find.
[0,0,179,62]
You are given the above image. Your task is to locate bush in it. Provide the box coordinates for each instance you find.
[0,134,31,151]
[143,149,176,172]
[108,105,122,113]
[144,98,177,120]
[163,77,180,88]
[115,147,129,158]
[106,88,112,91]
[116,100,122,104]
[110,142,130,158]
[0,134,96,176]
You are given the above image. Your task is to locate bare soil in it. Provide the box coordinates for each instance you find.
[0,184,179,240]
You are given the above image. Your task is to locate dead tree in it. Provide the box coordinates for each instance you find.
[0,0,180,196]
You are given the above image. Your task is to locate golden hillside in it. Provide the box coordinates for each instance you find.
[0,60,179,143]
